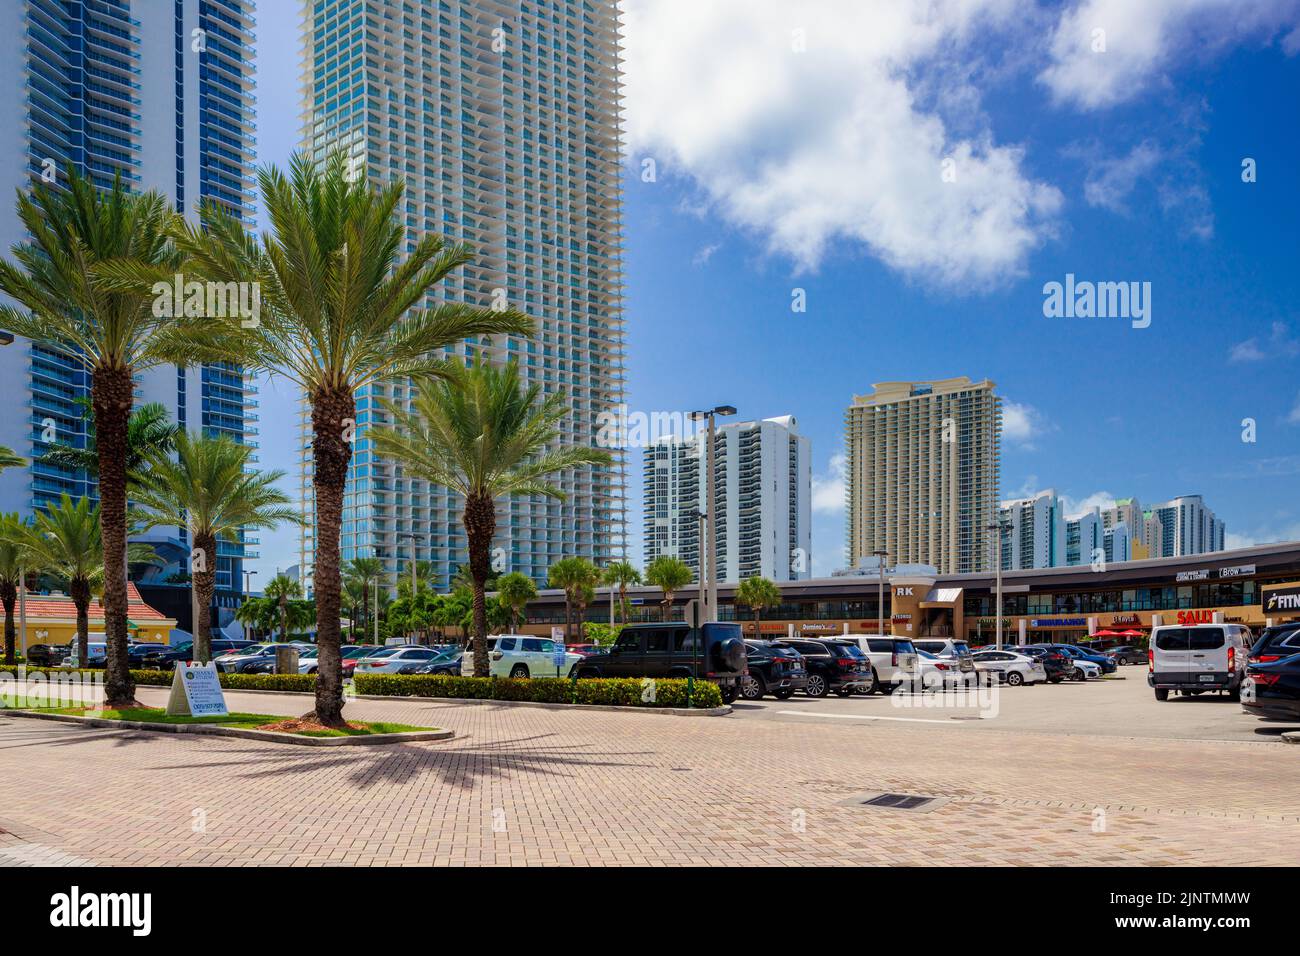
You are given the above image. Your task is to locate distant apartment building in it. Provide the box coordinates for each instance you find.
[1104,522,1132,564]
[1066,509,1104,567]
[1100,495,1225,560]
[643,416,812,583]
[999,489,1066,570]
[297,0,625,593]
[846,378,1001,574]
[0,0,259,604]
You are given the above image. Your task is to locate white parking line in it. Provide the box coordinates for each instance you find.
[775,710,982,724]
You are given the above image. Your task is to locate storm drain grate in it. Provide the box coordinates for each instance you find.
[838,791,951,812]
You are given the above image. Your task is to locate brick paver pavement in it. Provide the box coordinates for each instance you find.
[1,685,1297,866]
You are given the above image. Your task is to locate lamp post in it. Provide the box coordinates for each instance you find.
[986,521,1010,649]
[688,405,736,622]
[397,533,423,641]
[873,548,889,637]
[242,569,257,596]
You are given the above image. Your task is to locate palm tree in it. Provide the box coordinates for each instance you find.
[373,358,610,676]
[495,572,537,631]
[603,560,641,624]
[234,596,274,640]
[735,576,782,640]
[25,495,156,664]
[0,514,42,664]
[171,152,532,725]
[548,557,601,644]
[0,168,207,706]
[263,573,302,643]
[645,556,694,623]
[343,557,385,643]
[0,448,25,473]
[38,399,180,490]
[131,431,299,663]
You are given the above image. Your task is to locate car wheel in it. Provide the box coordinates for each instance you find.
[805,674,828,698]
[719,684,739,705]
[509,664,530,679]
[1116,658,1128,666]
[1006,670,1024,687]
[1154,688,1169,701]
[1071,668,1085,682]
[740,674,765,700]
[860,668,879,695]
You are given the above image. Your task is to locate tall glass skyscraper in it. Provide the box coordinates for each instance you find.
[297,0,626,592]
[0,0,259,603]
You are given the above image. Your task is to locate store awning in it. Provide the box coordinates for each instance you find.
[920,587,963,608]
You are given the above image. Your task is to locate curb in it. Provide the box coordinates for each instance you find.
[3,710,455,747]
[352,694,733,717]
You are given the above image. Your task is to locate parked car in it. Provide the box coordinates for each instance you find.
[565,644,605,658]
[1054,643,1117,675]
[141,639,253,670]
[916,649,966,688]
[739,640,808,700]
[844,635,918,694]
[1249,623,1300,663]
[1104,645,1147,666]
[60,641,107,668]
[213,643,282,673]
[1241,653,1300,722]
[911,638,976,678]
[460,635,583,679]
[1016,645,1075,683]
[340,644,387,676]
[783,638,871,698]
[357,645,445,675]
[1149,623,1253,700]
[970,649,1047,686]
[26,643,71,667]
[409,648,464,676]
[1070,659,1101,681]
[573,623,748,703]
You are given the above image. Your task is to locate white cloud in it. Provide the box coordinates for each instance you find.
[692,242,721,266]
[622,0,1062,286]
[1227,522,1300,550]
[1040,0,1300,111]
[1002,400,1054,449]
[1083,140,1163,213]
[1234,323,1300,364]
[811,452,847,514]
[1061,491,1118,518]
[1229,338,1267,363]
[1288,391,1300,425]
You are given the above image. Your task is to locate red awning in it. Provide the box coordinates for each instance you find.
[1120,629,1146,637]
[1092,629,1122,637]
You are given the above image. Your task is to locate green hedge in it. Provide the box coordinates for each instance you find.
[4,666,316,693]
[354,674,724,709]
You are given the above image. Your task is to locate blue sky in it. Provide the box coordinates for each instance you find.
[248,0,1300,581]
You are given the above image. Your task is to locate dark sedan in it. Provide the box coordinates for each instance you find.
[405,649,464,676]
[1104,645,1148,666]
[1242,653,1300,722]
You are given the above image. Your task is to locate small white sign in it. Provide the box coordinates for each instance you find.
[166,662,228,718]
[550,626,565,643]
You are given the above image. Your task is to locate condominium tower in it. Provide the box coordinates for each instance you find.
[999,488,1066,570]
[296,0,625,593]
[0,0,259,598]
[846,378,1001,574]
[643,416,812,583]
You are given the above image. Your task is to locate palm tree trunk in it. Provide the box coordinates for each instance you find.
[463,491,495,678]
[308,386,354,725]
[70,578,90,668]
[361,585,369,646]
[754,607,762,639]
[2,585,15,665]
[661,591,671,623]
[193,532,217,664]
[94,366,135,705]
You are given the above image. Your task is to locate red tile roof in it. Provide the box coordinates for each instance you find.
[18,582,172,623]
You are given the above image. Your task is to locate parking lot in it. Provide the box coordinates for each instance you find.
[732,670,1295,743]
[2,668,1298,867]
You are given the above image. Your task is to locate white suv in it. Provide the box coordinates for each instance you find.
[461,635,582,678]
[1149,623,1252,700]
[912,638,977,678]
[843,635,919,693]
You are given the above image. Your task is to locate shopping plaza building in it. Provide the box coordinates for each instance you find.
[518,540,1300,642]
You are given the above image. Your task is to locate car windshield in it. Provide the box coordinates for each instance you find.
[894,641,916,654]
[366,647,401,659]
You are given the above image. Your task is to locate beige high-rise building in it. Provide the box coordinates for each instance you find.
[846,378,1001,574]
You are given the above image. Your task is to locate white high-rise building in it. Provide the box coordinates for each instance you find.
[0,0,259,601]
[999,489,1066,570]
[643,417,812,583]
[1066,508,1104,567]
[297,0,626,592]
[1098,495,1225,560]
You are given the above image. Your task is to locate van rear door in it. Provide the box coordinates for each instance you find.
[1188,626,1228,678]
[1153,628,1192,675]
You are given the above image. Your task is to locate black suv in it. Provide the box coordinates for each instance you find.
[574,622,748,703]
[26,643,70,667]
[784,638,871,698]
[1250,623,1300,663]
[739,640,808,701]
[140,639,253,670]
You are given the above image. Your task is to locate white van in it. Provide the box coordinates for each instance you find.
[1148,623,1253,700]
[843,635,919,693]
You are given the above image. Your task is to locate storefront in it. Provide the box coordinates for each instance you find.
[1263,581,1300,624]
[15,584,177,655]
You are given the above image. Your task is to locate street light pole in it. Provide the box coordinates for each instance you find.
[873,548,889,636]
[398,532,423,643]
[688,405,736,623]
[986,521,1009,649]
